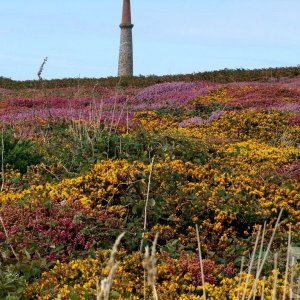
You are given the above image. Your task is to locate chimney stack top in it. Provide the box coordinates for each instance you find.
[121,0,132,25]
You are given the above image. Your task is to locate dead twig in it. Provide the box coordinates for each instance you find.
[140,156,155,252]
[97,232,125,300]
[196,224,206,300]
[143,233,159,300]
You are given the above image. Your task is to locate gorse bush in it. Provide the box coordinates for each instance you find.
[0,200,123,263]
[0,129,43,174]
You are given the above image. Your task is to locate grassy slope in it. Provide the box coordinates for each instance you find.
[1,66,300,89]
[0,67,299,299]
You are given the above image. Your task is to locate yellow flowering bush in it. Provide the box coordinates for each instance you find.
[1,160,146,209]
[213,140,300,175]
[178,110,300,144]
[1,157,300,256]
[23,250,286,300]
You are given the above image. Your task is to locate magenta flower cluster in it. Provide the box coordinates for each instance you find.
[0,108,133,128]
[132,81,214,110]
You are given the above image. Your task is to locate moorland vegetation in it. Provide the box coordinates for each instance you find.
[0,67,299,299]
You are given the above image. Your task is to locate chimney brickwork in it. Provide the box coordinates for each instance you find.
[118,0,134,77]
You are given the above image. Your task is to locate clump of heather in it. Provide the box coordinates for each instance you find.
[225,83,300,110]
[280,76,300,88]
[277,103,300,113]
[0,201,122,263]
[103,95,128,108]
[288,115,300,125]
[0,108,133,128]
[277,161,300,181]
[132,81,213,110]
[162,251,236,285]
[11,95,93,110]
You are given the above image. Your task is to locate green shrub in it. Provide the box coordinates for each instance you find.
[43,123,211,176]
[194,102,223,115]
[0,130,43,174]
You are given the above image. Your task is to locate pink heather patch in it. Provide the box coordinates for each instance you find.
[277,103,300,113]
[225,83,300,110]
[288,115,300,126]
[277,161,300,181]
[0,108,133,126]
[11,95,93,109]
[280,76,300,89]
[132,81,215,110]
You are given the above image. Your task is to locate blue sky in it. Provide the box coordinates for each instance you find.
[1,0,299,80]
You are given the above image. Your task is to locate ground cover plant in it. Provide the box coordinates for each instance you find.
[0,68,300,299]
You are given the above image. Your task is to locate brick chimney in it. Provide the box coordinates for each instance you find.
[118,0,134,77]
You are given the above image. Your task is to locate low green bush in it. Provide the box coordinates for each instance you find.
[44,124,211,175]
[0,130,43,174]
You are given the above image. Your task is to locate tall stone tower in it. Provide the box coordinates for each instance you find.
[118,0,134,77]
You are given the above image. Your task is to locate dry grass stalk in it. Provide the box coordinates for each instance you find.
[256,208,283,277]
[109,96,118,133]
[83,125,95,159]
[115,96,129,131]
[251,279,257,300]
[237,256,245,300]
[290,256,296,299]
[143,233,159,300]
[91,83,99,109]
[99,264,119,300]
[140,156,155,252]
[247,208,284,299]
[40,164,59,181]
[257,221,267,272]
[97,232,125,300]
[241,225,262,300]
[126,106,129,134]
[195,224,206,300]
[98,99,104,128]
[96,279,100,300]
[250,222,267,300]
[107,232,125,269]
[272,253,278,300]
[282,225,292,300]
[260,276,266,300]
